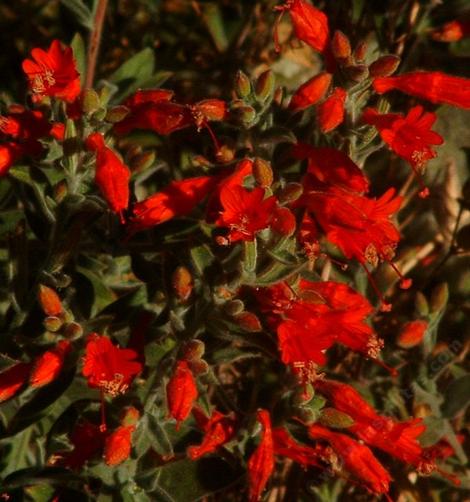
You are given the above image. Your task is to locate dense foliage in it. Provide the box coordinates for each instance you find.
[0,1,469,501]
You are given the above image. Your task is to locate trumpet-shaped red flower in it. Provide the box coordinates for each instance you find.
[82,334,142,396]
[272,427,325,468]
[123,89,175,107]
[129,175,219,234]
[30,340,71,388]
[315,380,427,466]
[0,362,31,403]
[22,39,80,103]
[290,72,332,111]
[309,424,392,495]
[275,0,330,53]
[248,410,275,502]
[306,186,403,266]
[373,71,470,109]
[292,143,369,193]
[216,185,277,242]
[104,425,135,466]
[317,87,347,132]
[187,407,237,460]
[167,360,198,429]
[85,132,131,223]
[363,106,443,196]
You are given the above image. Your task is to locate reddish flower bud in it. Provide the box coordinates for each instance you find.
[288,0,330,53]
[104,425,135,466]
[248,410,274,502]
[253,158,274,188]
[85,132,131,223]
[167,360,198,429]
[369,55,401,78]
[373,71,470,109]
[271,206,296,236]
[172,266,193,302]
[318,87,347,132]
[30,340,71,388]
[38,284,63,316]
[331,30,351,60]
[431,20,470,42]
[353,41,368,61]
[233,312,262,332]
[290,72,332,111]
[397,320,428,348]
[0,362,31,403]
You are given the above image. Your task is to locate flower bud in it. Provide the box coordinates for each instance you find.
[223,299,245,316]
[182,340,205,361]
[105,105,130,123]
[238,106,257,127]
[44,316,63,332]
[215,144,235,163]
[120,406,140,427]
[64,321,83,339]
[188,359,209,376]
[397,320,428,348]
[81,89,100,115]
[167,360,198,429]
[235,70,252,98]
[290,72,332,111]
[318,407,355,428]
[104,425,134,466]
[196,99,227,122]
[30,340,71,388]
[369,55,401,78]
[253,158,274,188]
[278,182,303,203]
[0,362,31,403]
[255,70,275,103]
[430,283,448,313]
[172,266,193,302]
[353,41,368,62]
[233,312,262,332]
[38,285,63,317]
[331,30,351,60]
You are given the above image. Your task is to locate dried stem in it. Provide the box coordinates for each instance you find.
[85,0,108,90]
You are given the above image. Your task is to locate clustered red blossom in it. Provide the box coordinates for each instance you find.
[0,4,468,499]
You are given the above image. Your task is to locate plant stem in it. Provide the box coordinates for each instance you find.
[85,0,108,90]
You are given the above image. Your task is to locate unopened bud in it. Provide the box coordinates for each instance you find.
[253,158,274,188]
[64,321,83,339]
[172,266,193,302]
[235,70,252,98]
[188,358,209,375]
[344,64,369,82]
[38,285,63,316]
[331,30,351,60]
[120,406,140,427]
[318,408,355,428]
[397,320,428,348]
[44,316,63,332]
[237,106,257,127]
[224,299,245,316]
[215,145,235,163]
[82,89,100,115]
[233,311,262,332]
[278,182,303,203]
[182,340,205,361]
[105,105,130,123]
[292,384,314,405]
[353,41,368,62]
[255,70,275,103]
[369,55,401,77]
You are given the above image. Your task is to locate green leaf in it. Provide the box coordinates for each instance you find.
[60,0,93,30]
[201,3,229,53]
[242,240,257,276]
[442,374,470,418]
[109,48,155,102]
[251,261,306,286]
[190,244,216,276]
[76,266,117,317]
[70,33,86,86]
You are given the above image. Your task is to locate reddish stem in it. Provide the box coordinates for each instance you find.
[85,0,109,90]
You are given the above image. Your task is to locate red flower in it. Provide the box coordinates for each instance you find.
[317,87,347,132]
[315,380,427,466]
[129,175,219,234]
[104,425,135,466]
[60,421,106,470]
[82,334,142,396]
[306,187,403,266]
[30,340,71,388]
[0,362,31,403]
[372,71,470,109]
[123,89,174,107]
[187,407,237,460]
[363,106,443,197]
[271,206,296,236]
[85,132,130,223]
[22,40,80,103]
[431,20,470,42]
[0,142,20,176]
[216,185,277,242]
[397,320,428,348]
[290,72,332,111]
[166,360,198,429]
[309,425,392,495]
[272,427,325,468]
[248,410,275,502]
[292,143,369,193]
[275,0,329,54]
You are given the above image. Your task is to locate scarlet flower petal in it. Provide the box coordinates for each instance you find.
[373,71,470,109]
[104,425,135,466]
[288,0,330,53]
[0,362,31,403]
[166,360,198,428]
[290,72,332,111]
[318,87,347,132]
[397,320,428,348]
[30,340,71,388]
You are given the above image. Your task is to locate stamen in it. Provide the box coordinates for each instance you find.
[100,389,107,432]
[273,1,294,53]
[361,262,392,312]
[387,259,412,289]
[410,152,430,198]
